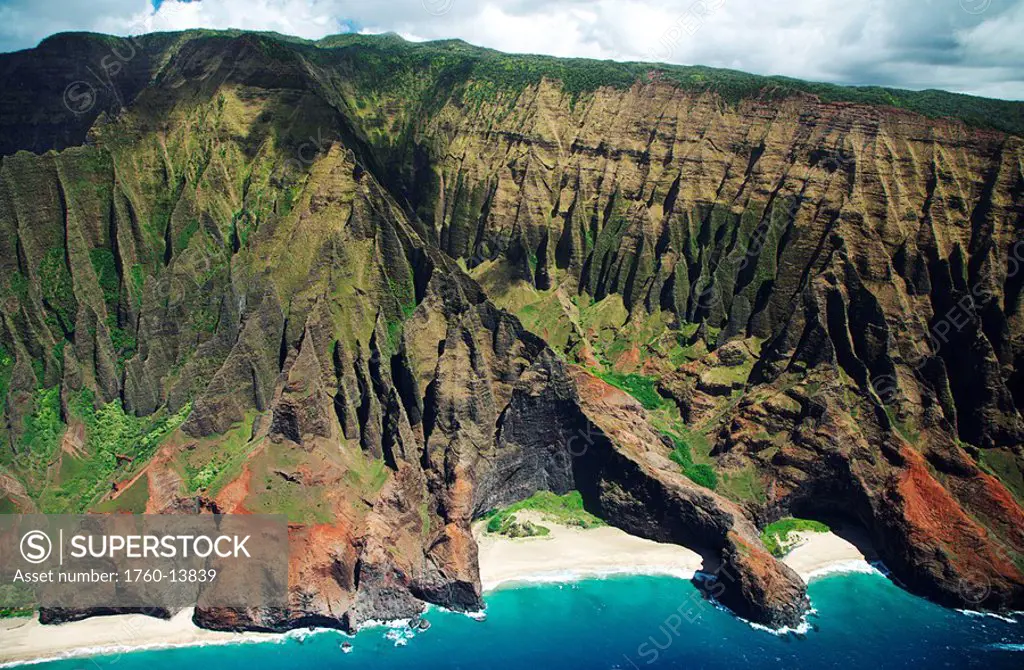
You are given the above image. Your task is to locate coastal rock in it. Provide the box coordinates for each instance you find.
[566,368,809,627]
[39,607,173,625]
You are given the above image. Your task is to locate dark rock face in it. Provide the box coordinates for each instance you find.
[39,607,172,625]
[472,353,579,515]
[0,30,1021,634]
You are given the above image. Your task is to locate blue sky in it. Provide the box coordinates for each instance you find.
[1,0,1023,100]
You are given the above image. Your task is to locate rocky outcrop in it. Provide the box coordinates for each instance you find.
[39,607,172,625]
[565,368,808,627]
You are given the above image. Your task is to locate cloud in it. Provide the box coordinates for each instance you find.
[1,0,1023,100]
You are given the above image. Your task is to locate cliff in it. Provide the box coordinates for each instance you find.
[0,30,1022,628]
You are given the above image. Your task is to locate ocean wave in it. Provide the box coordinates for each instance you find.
[284,626,351,642]
[744,618,813,637]
[958,610,1021,624]
[803,560,880,582]
[383,628,415,647]
[426,604,487,621]
[678,586,812,638]
[984,643,1024,652]
[356,616,418,632]
[482,565,698,592]
[704,597,814,637]
[0,632,287,669]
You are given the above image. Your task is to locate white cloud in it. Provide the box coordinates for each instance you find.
[132,0,345,38]
[1,0,1023,100]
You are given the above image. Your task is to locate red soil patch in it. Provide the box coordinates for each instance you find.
[288,522,359,609]
[895,447,1022,582]
[571,366,638,408]
[145,448,184,513]
[948,469,1024,553]
[215,463,253,514]
[576,341,600,368]
[612,343,641,373]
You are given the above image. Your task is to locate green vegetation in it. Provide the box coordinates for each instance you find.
[38,246,75,333]
[129,264,146,308]
[93,473,150,514]
[109,324,137,366]
[885,406,921,444]
[25,389,191,512]
[702,364,751,387]
[310,32,1024,136]
[596,371,666,410]
[180,411,259,495]
[0,582,35,618]
[718,465,766,504]
[485,513,506,533]
[343,454,390,494]
[760,517,830,557]
[978,448,1024,504]
[0,387,64,497]
[89,248,119,305]
[483,490,604,534]
[486,515,551,538]
[175,219,200,252]
[684,463,718,490]
[389,277,417,319]
[476,277,742,499]
[4,271,29,302]
[382,268,418,353]
[0,496,17,514]
[189,305,220,334]
[0,344,14,407]
[666,432,693,469]
[663,432,718,491]
[247,442,335,525]
[20,388,63,456]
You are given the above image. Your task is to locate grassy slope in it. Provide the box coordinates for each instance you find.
[483,490,605,533]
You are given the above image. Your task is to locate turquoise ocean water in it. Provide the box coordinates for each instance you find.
[19,571,1024,669]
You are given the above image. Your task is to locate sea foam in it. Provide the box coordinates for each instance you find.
[482,565,698,592]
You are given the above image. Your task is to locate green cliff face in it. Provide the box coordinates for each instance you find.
[0,30,1022,627]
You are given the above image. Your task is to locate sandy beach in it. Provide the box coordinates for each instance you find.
[476,511,705,590]
[0,609,278,667]
[781,530,874,580]
[476,512,872,588]
[0,519,873,666]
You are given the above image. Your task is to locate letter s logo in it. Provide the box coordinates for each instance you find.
[63,81,96,114]
[20,530,52,564]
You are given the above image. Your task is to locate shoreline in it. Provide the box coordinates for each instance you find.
[0,609,283,668]
[475,511,705,592]
[476,514,875,590]
[0,522,876,667]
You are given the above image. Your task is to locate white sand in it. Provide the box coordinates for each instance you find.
[476,511,704,590]
[0,520,874,666]
[782,530,874,581]
[0,609,278,667]
[477,513,872,589]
